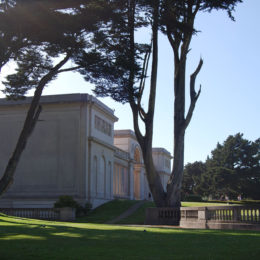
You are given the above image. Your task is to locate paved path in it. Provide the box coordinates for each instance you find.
[106,200,145,224]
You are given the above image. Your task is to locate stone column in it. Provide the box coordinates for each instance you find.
[140,166,145,200]
[128,160,134,199]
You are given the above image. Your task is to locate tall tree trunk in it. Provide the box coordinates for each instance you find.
[0,53,71,196]
[166,59,186,207]
[141,140,166,207]
[165,55,202,207]
[129,0,166,207]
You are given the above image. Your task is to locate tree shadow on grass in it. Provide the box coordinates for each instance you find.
[0,216,260,260]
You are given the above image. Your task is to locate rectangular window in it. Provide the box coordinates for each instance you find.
[95,115,112,136]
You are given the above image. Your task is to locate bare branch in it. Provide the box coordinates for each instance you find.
[190,58,203,99]
[138,107,146,122]
[138,40,152,112]
[57,66,81,74]
[130,101,144,146]
[184,58,203,129]
[166,26,180,63]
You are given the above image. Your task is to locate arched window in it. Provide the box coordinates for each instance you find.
[97,156,105,198]
[107,161,112,198]
[121,167,124,195]
[113,164,117,195]
[91,156,97,196]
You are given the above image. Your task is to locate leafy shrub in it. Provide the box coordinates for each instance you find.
[54,195,79,208]
[183,194,202,202]
[76,202,93,217]
[84,202,93,212]
[54,196,92,217]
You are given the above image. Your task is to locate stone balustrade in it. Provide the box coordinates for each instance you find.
[180,205,260,230]
[145,207,180,225]
[0,207,76,221]
[115,147,129,160]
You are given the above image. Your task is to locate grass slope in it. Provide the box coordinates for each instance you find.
[77,199,139,223]
[1,213,260,260]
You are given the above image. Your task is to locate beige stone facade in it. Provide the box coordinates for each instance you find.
[0,94,171,208]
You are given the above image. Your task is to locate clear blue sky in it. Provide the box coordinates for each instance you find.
[1,0,259,164]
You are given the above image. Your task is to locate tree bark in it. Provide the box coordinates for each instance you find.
[128,0,166,207]
[166,59,186,207]
[140,139,166,207]
[0,53,71,196]
[166,56,203,207]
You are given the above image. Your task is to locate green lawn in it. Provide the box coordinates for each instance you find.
[0,213,260,260]
[181,201,228,207]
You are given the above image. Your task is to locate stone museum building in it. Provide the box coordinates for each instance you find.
[0,94,172,208]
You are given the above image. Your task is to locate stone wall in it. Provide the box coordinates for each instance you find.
[0,102,86,208]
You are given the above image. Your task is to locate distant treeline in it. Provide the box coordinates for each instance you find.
[182,133,260,200]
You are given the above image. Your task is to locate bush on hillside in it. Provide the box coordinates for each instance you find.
[182,194,202,202]
[54,195,79,208]
[54,195,92,216]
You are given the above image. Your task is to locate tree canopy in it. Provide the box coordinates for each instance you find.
[0,0,115,195]
[182,133,260,200]
[0,0,244,208]
[82,0,243,207]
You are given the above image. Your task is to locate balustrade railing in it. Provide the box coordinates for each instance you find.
[115,148,129,160]
[206,206,260,223]
[145,207,180,225]
[0,208,60,220]
[180,205,260,230]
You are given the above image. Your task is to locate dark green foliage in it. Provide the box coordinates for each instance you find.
[54,195,79,209]
[182,194,202,202]
[0,0,113,99]
[76,202,93,217]
[76,0,151,104]
[206,133,260,199]
[2,47,53,99]
[182,161,206,196]
[182,134,260,200]
[54,195,92,216]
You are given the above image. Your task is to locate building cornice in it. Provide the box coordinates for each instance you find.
[88,137,116,151]
[0,93,118,122]
[152,147,173,159]
[114,129,137,140]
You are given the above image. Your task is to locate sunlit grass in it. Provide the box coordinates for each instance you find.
[1,234,46,240]
[182,201,228,207]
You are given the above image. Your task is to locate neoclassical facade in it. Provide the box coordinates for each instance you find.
[0,94,172,208]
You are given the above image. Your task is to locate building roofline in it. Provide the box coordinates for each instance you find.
[0,93,118,121]
[152,147,173,158]
[114,129,137,140]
